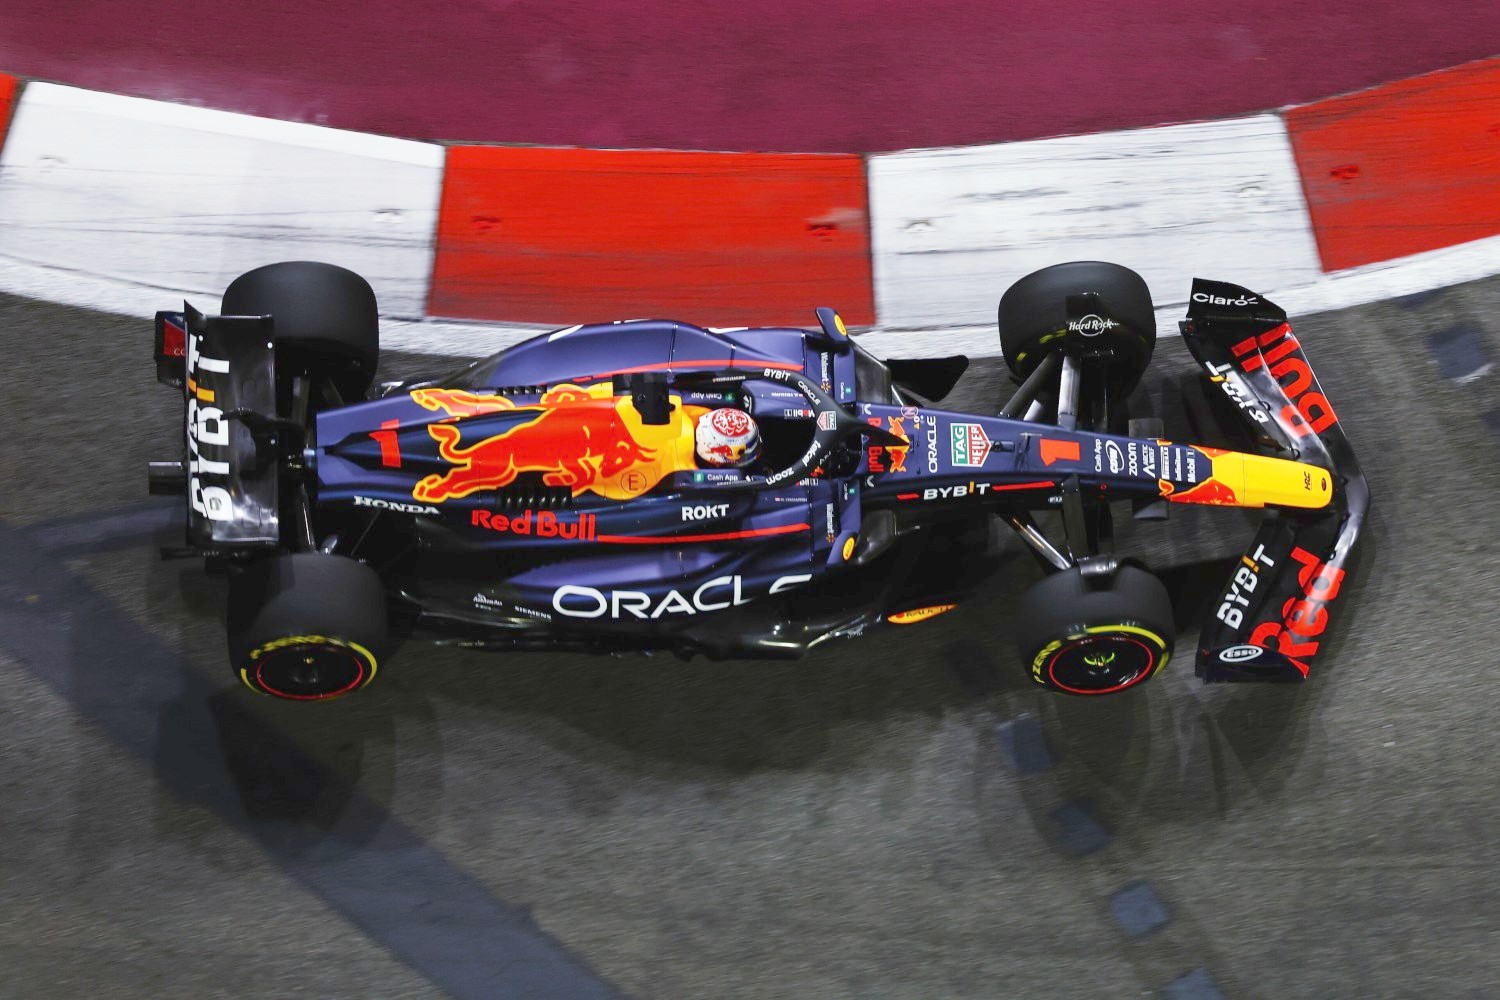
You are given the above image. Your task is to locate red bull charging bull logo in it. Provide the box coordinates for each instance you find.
[409,385,699,502]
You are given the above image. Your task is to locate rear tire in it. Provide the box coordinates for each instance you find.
[998,261,1156,397]
[227,553,388,701]
[223,261,380,402]
[1014,564,1174,695]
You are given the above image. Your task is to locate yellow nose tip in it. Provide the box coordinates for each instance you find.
[1232,453,1334,509]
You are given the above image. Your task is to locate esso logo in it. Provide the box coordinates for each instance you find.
[1218,644,1265,663]
[711,408,752,435]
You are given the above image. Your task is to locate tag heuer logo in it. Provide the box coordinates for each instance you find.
[950,423,991,467]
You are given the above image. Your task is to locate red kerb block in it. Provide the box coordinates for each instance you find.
[0,73,18,156]
[428,146,873,327]
[1287,57,1500,271]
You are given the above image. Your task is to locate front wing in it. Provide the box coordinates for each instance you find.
[1180,279,1369,682]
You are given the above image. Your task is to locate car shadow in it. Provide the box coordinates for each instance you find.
[981,516,1382,849]
[398,532,1038,776]
[145,549,445,864]
[405,618,990,777]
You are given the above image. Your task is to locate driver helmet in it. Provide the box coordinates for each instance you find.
[695,407,762,468]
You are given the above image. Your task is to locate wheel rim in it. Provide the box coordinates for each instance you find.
[248,638,371,700]
[1042,632,1162,695]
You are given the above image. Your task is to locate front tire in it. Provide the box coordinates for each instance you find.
[998,261,1157,398]
[227,553,389,701]
[1014,564,1174,695]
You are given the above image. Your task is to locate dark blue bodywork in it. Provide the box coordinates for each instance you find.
[156,283,1366,674]
[301,317,1228,656]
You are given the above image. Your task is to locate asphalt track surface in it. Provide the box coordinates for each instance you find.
[2,279,1499,999]
[4,2,1500,151]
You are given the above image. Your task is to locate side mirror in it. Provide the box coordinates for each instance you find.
[814,306,853,354]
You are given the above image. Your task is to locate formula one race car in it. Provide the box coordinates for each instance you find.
[149,260,1366,700]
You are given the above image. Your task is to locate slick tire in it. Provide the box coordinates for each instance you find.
[1014,564,1174,695]
[998,261,1156,396]
[227,553,388,701]
[223,261,380,402]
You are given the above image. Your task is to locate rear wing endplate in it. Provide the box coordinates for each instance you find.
[172,304,281,547]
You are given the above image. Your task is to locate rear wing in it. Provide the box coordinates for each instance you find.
[154,305,281,548]
[1179,279,1369,683]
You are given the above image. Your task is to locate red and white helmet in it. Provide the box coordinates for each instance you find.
[695,407,762,467]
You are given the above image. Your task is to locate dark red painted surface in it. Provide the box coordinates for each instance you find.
[2,2,1498,152]
[1288,57,1500,272]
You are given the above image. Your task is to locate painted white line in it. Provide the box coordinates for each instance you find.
[7,229,1500,364]
[1264,232,1500,320]
[15,83,441,166]
[863,231,1500,358]
[0,83,444,318]
[869,115,1323,331]
[1,85,1496,365]
[1456,364,1494,385]
[0,253,221,317]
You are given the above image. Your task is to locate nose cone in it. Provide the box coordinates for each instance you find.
[1236,453,1334,509]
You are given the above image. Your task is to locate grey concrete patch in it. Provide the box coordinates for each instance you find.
[1049,800,1113,856]
[995,714,1054,775]
[1110,881,1171,938]
[1163,966,1226,999]
[1426,323,1494,382]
